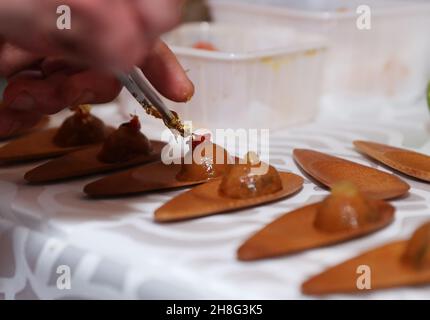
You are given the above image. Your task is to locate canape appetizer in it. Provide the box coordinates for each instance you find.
[84,133,233,197]
[238,182,394,261]
[302,221,430,295]
[154,152,304,222]
[25,116,165,183]
[176,133,231,181]
[0,105,112,163]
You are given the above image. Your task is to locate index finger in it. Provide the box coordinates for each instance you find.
[140,40,194,103]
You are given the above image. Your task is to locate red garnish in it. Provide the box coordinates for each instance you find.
[128,115,141,131]
[192,41,218,51]
[191,133,211,150]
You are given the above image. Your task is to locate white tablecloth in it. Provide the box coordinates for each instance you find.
[0,95,429,299]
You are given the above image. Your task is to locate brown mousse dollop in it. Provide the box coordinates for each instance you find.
[53,105,107,147]
[219,152,282,199]
[314,182,380,233]
[97,116,152,163]
[402,222,430,270]
[176,133,231,182]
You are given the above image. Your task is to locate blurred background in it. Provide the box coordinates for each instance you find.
[2,0,430,124]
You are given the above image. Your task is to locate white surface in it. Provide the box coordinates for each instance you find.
[0,99,430,299]
[160,22,326,132]
[209,0,430,104]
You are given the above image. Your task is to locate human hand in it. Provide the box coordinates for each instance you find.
[0,0,184,69]
[0,0,194,135]
[0,40,194,135]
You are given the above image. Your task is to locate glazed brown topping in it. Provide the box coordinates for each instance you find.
[219,152,282,199]
[314,181,380,232]
[97,116,152,163]
[53,105,107,147]
[402,222,430,270]
[176,138,231,182]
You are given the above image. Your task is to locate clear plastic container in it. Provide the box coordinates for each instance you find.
[161,22,326,132]
[209,0,430,104]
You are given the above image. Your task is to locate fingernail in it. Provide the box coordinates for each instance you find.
[185,93,193,102]
[185,82,195,102]
[73,90,96,106]
[8,92,35,111]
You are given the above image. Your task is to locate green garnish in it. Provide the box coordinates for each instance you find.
[427,81,430,111]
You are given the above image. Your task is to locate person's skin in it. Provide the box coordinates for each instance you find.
[0,0,194,135]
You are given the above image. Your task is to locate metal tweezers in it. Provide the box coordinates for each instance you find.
[116,66,185,137]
